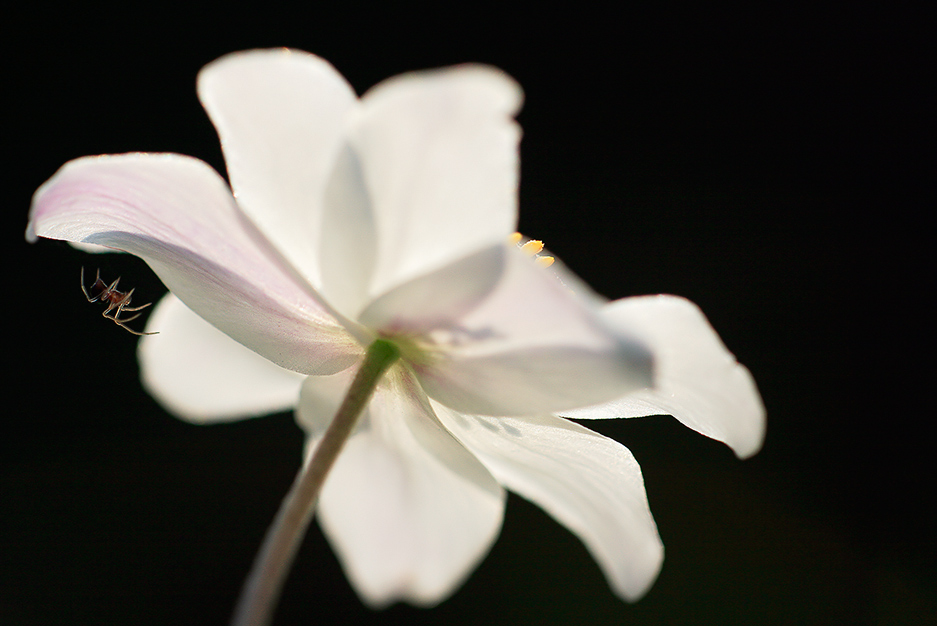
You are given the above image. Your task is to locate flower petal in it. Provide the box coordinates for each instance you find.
[317,144,378,319]
[197,49,358,291]
[357,244,504,333]
[563,296,766,459]
[296,366,505,607]
[138,293,305,423]
[435,406,663,601]
[28,153,362,374]
[413,248,653,416]
[351,64,523,297]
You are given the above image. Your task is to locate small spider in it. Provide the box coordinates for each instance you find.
[81,267,158,336]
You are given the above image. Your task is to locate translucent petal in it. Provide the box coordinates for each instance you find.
[563,295,766,459]
[412,247,653,415]
[197,49,358,291]
[296,367,504,607]
[351,64,523,297]
[28,153,362,373]
[435,406,663,601]
[357,244,504,333]
[317,144,377,319]
[138,293,306,423]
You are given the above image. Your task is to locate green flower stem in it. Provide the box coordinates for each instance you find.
[231,339,401,626]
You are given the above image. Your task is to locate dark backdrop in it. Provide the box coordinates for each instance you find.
[4,3,932,625]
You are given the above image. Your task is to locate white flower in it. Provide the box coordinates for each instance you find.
[27,49,764,608]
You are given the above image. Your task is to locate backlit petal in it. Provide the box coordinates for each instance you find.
[351,64,523,297]
[296,367,504,607]
[413,247,653,415]
[28,153,362,373]
[197,49,358,291]
[436,407,663,601]
[563,296,766,459]
[138,293,305,423]
[357,244,504,333]
[317,145,378,319]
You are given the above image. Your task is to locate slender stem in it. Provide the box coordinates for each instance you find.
[231,339,400,626]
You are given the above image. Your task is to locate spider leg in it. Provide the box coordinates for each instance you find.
[102,296,133,321]
[115,321,159,336]
[109,292,151,320]
[106,307,159,335]
[80,266,89,299]
[115,311,144,323]
[80,267,99,302]
[81,269,159,335]
[113,290,136,314]
[119,301,153,313]
[113,295,157,334]
[82,268,111,302]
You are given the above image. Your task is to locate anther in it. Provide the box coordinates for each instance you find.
[520,239,544,255]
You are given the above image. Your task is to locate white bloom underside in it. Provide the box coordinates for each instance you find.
[27,49,765,607]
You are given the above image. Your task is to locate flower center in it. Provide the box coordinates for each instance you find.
[377,233,558,372]
[381,333,438,370]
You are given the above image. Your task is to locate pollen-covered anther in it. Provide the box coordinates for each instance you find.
[520,239,544,255]
[510,232,555,268]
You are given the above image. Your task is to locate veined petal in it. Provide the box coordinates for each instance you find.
[413,247,653,416]
[28,153,362,374]
[563,296,766,459]
[197,49,358,291]
[138,293,305,423]
[296,366,505,608]
[351,64,523,297]
[435,407,663,601]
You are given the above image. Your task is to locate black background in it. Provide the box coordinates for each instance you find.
[3,2,932,625]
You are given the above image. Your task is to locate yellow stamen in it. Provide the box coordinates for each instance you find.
[510,232,555,268]
[520,239,544,255]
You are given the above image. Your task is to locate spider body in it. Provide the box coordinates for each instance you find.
[81,267,158,336]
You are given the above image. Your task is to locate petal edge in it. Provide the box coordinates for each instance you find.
[437,408,664,601]
[564,295,766,459]
[29,153,362,374]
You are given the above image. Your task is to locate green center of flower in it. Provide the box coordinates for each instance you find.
[379,333,438,370]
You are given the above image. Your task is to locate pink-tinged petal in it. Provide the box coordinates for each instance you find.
[71,241,116,253]
[435,407,663,601]
[351,64,523,297]
[197,49,359,292]
[563,296,766,459]
[296,367,504,607]
[357,244,504,334]
[138,294,305,423]
[28,153,363,374]
[413,247,653,416]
